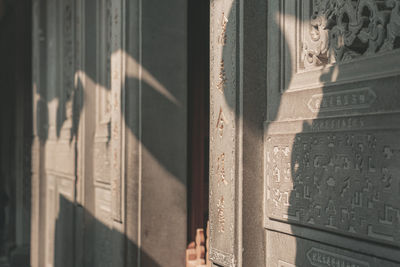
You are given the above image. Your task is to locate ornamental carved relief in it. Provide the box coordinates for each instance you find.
[302,0,400,68]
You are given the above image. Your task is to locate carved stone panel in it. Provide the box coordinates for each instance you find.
[93,0,125,223]
[94,142,112,184]
[268,0,400,93]
[265,114,400,247]
[302,0,400,68]
[266,230,400,267]
[266,2,400,261]
[93,0,112,206]
[209,0,239,266]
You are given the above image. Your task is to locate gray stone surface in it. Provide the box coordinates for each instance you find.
[27,0,400,266]
[264,0,400,266]
[241,0,267,266]
[31,0,188,266]
[267,230,399,267]
[209,0,239,266]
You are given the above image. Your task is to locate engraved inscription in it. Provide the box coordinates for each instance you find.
[209,0,238,263]
[307,88,376,113]
[266,129,400,245]
[302,0,400,68]
[310,117,365,132]
[218,12,228,45]
[306,247,370,267]
[217,60,227,93]
[217,196,225,233]
[217,108,228,137]
[217,153,228,186]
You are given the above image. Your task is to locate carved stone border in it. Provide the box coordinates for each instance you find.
[209,247,236,267]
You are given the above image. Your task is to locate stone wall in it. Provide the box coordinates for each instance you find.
[31,0,188,266]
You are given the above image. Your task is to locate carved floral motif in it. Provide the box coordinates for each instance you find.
[302,0,400,68]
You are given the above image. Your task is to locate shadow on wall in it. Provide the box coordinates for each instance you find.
[35,0,400,266]
[53,195,162,267]
[262,1,400,266]
[35,0,187,182]
[217,0,400,266]
[34,0,189,266]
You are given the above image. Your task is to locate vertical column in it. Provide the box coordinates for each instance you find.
[110,0,125,224]
[75,0,84,207]
[31,0,49,266]
[74,0,85,266]
[110,1,126,266]
[209,0,241,266]
[31,1,41,266]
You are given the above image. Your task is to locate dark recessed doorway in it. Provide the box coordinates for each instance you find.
[187,0,210,245]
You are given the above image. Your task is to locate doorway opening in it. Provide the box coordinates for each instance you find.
[0,1,32,266]
[187,0,210,252]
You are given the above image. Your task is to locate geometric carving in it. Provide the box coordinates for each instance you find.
[266,127,400,246]
[302,0,400,68]
[306,247,370,267]
[209,247,235,267]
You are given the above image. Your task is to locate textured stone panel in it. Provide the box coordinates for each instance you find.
[268,0,400,93]
[266,230,400,267]
[265,113,400,247]
[94,187,113,267]
[94,142,111,184]
[45,141,76,176]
